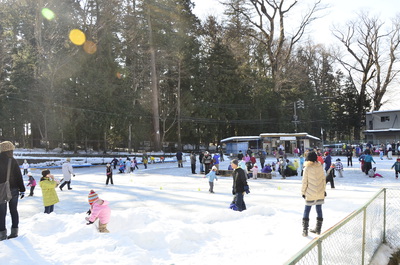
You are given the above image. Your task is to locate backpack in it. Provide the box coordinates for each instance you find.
[0,159,12,204]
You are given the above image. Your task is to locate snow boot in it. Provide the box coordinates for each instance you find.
[0,230,7,241]
[302,218,309,237]
[310,217,323,235]
[7,228,18,239]
[98,223,109,233]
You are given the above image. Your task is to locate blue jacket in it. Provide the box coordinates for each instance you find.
[205,170,218,182]
[364,155,375,163]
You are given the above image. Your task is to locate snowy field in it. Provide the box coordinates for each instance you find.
[1,154,400,265]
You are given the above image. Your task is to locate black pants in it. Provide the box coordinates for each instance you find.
[0,189,19,231]
[29,186,35,196]
[191,163,196,174]
[347,157,352,166]
[60,181,71,189]
[106,176,114,185]
[44,205,54,214]
[204,163,211,174]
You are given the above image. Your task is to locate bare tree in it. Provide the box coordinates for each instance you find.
[224,0,325,91]
[333,12,400,111]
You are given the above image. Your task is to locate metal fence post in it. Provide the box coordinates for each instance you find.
[383,188,387,244]
[362,207,367,265]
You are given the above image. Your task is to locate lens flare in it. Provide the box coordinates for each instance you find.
[41,8,55,20]
[69,29,86,46]
[83,41,97,54]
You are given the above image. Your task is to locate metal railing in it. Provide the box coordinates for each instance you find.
[285,188,400,265]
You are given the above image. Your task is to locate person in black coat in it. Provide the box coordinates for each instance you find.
[231,159,250,212]
[0,141,26,241]
[176,151,183,168]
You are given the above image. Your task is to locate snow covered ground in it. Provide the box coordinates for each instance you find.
[1,154,400,265]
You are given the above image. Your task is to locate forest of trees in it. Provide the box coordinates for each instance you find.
[0,0,399,152]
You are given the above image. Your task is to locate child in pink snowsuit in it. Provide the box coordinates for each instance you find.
[85,190,111,233]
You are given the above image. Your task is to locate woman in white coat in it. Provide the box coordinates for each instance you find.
[301,151,326,237]
[60,158,75,191]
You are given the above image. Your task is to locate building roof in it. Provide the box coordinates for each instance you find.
[366,109,400,115]
[259,132,320,141]
[221,133,321,143]
[220,136,260,143]
[364,128,400,133]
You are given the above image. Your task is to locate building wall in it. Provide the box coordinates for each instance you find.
[366,111,400,130]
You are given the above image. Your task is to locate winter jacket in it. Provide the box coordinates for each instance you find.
[301,161,326,203]
[232,167,248,194]
[202,154,213,165]
[213,154,220,165]
[62,162,74,181]
[190,154,196,164]
[364,155,375,163]
[324,155,332,171]
[89,199,111,224]
[27,177,37,187]
[250,166,258,176]
[205,170,218,182]
[0,153,25,192]
[40,177,59,207]
[261,165,272,173]
[335,162,344,171]
[391,162,400,171]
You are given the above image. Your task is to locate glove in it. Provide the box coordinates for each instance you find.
[20,192,25,199]
[302,194,305,199]
[325,192,327,197]
[73,174,76,177]
[244,185,250,194]
[86,209,91,215]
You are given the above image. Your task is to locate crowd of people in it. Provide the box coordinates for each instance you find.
[2,141,400,241]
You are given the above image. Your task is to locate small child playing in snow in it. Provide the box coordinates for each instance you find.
[204,166,218,193]
[391,158,400,179]
[26,173,36,196]
[368,167,383,178]
[250,164,259,179]
[335,158,344,178]
[86,190,111,233]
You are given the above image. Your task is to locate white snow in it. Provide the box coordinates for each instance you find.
[1,153,400,265]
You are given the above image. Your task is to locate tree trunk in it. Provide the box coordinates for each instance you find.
[147,7,161,151]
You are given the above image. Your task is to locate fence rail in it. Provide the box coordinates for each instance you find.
[285,188,400,265]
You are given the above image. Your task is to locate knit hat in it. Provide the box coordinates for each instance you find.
[336,158,341,162]
[88,190,99,205]
[212,166,217,171]
[0,141,15,153]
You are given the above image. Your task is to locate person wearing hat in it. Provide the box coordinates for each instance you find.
[39,169,59,214]
[26,172,37,196]
[0,141,26,240]
[86,190,111,233]
[204,165,218,193]
[22,159,30,176]
[60,158,75,191]
[106,164,113,185]
[230,159,250,211]
[334,158,344,178]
